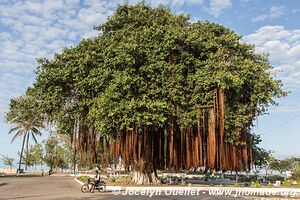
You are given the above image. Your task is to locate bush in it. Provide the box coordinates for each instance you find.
[108,177,116,183]
[251,181,261,188]
[266,175,284,182]
[238,175,258,182]
[267,182,273,187]
[293,164,300,181]
[77,176,89,183]
[282,180,292,187]
[233,183,240,187]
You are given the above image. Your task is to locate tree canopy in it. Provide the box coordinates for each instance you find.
[44,136,70,171]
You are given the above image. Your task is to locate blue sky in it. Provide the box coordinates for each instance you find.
[0,0,300,167]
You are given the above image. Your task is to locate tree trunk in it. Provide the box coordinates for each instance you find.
[265,167,269,178]
[235,171,239,183]
[131,141,160,185]
[207,108,216,169]
[17,133,27,174]
[131,158,160,185]
[73,119,79,174]
[131,170,160,184]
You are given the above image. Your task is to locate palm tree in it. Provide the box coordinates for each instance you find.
[9,116,44,174]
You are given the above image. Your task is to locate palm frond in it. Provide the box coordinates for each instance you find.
[8,112,44,147]
[31,127,42,136]
[33,120,45,129]
[31,132,38,143]
[8,126,21,134]
[11,130,21,143]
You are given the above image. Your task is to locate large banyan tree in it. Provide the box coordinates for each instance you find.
[26,4,286,183]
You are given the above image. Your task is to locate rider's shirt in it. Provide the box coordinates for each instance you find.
[95,173,101,181]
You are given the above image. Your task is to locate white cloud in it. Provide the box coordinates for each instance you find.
[171,0,204,7]
[0,0,210,124]
[244,26,300,90]
[0,0,112,120]
[269,5,285,18]
[189,17,202,23]
[252,14,268,22]
[82,30,99,39]
[252,5,285,22]
[207,0,232,17]
[292,8,299,14]
[244,26,292,46]
[122,0,204,7]
[0,72,34,117]
[245,26,300,116]
[25,1,43,13]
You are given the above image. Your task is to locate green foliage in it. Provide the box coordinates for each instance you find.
[44,136,58,170]
[233,182,240,187]
[108,177,116,183]
[19,144,43,169]
[282,180,293,187]
[252,135,273,172]
[293,164,300,181]
[1,155,14,169]
[267,182,273,187]
[251,181,261,187]
[5,95,45,171]
[5,95,43,123]
[28,3,286,142]
[31,143,44,166]
[266,175,284,182]
[6,95,44,144]
[236,174,258,182]
[20,150,35,168]
[44,136,71,170]
[277,159,294,173]
[77,175,89,183]
[265,156,300,177]
[9,3,287,171]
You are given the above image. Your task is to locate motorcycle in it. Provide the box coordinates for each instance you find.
[81,177,106,193]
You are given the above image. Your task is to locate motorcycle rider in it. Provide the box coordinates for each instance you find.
[91,170,101,193]
[95,170,101,182]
